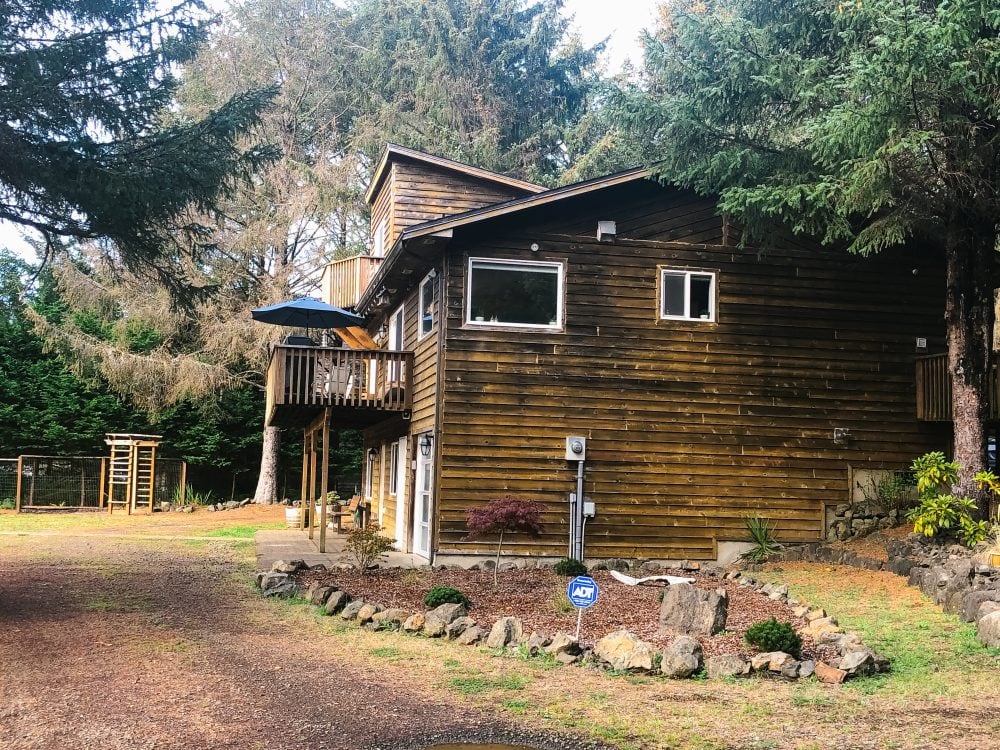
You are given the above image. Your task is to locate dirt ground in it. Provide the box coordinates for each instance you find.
[0,508,593,750]
[2,507,998,750]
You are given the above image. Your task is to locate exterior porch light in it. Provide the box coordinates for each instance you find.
[419,433,433,457]
[367,447,378,464]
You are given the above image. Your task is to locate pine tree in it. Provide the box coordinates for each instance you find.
[0,0,274,281]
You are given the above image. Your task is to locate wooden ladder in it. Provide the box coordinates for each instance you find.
[130,443,157,512]
[106,439,133,514]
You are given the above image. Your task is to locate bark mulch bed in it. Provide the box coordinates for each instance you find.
[298,566,835,662]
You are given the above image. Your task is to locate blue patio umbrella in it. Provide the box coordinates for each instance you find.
[251,297,364,329]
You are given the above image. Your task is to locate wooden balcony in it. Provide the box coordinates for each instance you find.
[265,345,412,428]
[321,254,384,309]
[916,353,1000,421]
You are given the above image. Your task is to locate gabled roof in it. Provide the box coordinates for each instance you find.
[363,143,547,205]
[398,167,651,243]
[357,167,654,313]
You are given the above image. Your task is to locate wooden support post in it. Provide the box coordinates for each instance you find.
[98,458,106,509]
[308,428,317,541]
[148,446,156,513]
[299,430,309,531]
[179,462,187,505]
[28,457,37,506]
[319,412,329,553]
[14,455,23,513]
[80,464,86,507]
[127,444,136,515]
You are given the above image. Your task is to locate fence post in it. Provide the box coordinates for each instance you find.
[180,462,187,505]
[99,458,106,508]
[14,455,23,512]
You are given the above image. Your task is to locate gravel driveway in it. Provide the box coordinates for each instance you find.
[0,531,580,750]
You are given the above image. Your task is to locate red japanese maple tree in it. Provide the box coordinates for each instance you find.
[465,494,544,585]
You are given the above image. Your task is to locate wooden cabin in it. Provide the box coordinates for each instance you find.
[264,144,957,564]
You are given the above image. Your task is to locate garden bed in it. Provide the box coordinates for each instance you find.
[297,566,835,661]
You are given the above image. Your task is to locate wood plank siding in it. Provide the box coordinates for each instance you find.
[431,179,950,560]
[379,160,535,249]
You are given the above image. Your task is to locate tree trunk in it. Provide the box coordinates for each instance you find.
[253,425,281,504]
[944,222,994,496]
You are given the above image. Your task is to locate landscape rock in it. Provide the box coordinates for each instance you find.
[340,599,365,621]
[402,613,426,632]
[525,631,550,655]
[323,590,349,615]
[593,630,656,673]
[659,635,703,678]
[658,583,728,636]
[780,661,801,679]
[271,559,307,574]
[977,601,1000,620]
[423,603,467,637]
[799,660,816,678]
[356,603,383,625]
[814,661,847,684]
[258,572,290,591]
[485,617,524,649]
[445,616,476,640]
[804,608,827,622]
[961,590,1000,622]
[456,625,484,645]
[706,654,750,679]
[371,608,410,629]
[977,611,1000,648]
[544,632,581,657]
[839,648,877,676]
[307,585,336,606]
[802,616,841,638]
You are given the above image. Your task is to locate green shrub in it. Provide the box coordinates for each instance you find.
[346,522,396,575]
[0,498,14,510]
[912,451,960,498]
[553,557,588,576]
[744,617,802,658]
[424,585,470,608]
[907,494,979,540]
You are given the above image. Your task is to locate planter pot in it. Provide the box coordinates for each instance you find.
[285,507,311,528]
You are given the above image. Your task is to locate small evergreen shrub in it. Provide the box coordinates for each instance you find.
[424,585,470,608]
[744,617,802,658]
[553,557,588,576]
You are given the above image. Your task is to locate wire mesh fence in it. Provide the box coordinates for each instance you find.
[5,455,187,510]
[0,459,16,508]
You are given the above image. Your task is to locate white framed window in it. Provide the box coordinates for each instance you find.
[372,218,388,257]
[389,440,399,495]
[659,268,716,322]
[418,272,436,339]
[466,258,563,329]
[364,447,374,500]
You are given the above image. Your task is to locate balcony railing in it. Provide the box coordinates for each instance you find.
[916,353,1000,421]
[265,345,412,427]
[321,254,384,309]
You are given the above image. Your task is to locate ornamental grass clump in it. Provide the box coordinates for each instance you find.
[465,494,543,585]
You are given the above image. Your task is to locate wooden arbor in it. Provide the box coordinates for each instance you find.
[104,434,169,514]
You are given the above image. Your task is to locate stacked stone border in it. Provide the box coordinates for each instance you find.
[255,560,890,684]
[780,537,1000,648]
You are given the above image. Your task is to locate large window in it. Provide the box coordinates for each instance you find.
[660,269,716,322]
[389,440,399,495]
[418,272,436,339]
[466,258,563,329]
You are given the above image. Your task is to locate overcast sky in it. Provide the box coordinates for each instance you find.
[1,1,660,259]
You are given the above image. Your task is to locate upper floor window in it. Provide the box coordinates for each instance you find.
[419,272,436,339]
[466,258,563,329]
[660,268,716,322]
[372,218,388,257]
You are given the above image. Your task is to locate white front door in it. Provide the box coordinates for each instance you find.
[412,438,433,558]
[393,437,407,551]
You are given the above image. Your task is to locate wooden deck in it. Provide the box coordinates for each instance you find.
[265,345,413,428]
[916,353,1000,421]
[321,255,384,309]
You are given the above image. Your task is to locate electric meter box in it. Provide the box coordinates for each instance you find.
[565,436,587,461]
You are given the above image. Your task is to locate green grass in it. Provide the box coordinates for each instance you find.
[195,524,283,538]
[82,592,150,613]
[757,566,1000,697]
[448,673,529,695]
[369,646,401,659]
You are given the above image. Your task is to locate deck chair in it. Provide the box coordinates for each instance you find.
[330,495,362,533]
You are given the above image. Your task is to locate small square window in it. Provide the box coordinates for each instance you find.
[466,258,563,329]
[660,269,716,322]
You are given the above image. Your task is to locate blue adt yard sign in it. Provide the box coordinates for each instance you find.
[567,575,599,609]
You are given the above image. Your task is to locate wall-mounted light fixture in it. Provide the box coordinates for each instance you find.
[367,447,378,464]
[833,428,852,446]
[419,433,433,457]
